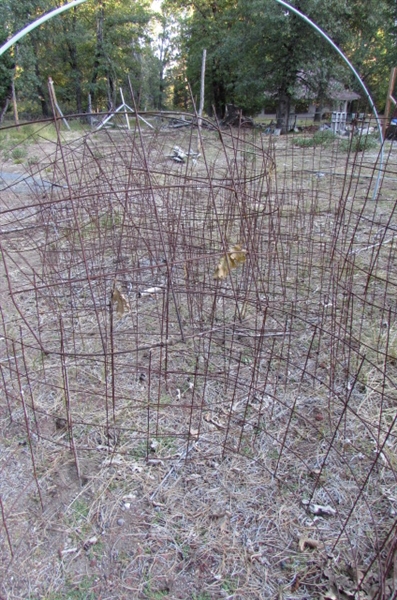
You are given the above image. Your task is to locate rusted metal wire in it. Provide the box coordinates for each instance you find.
[0,108,396,597]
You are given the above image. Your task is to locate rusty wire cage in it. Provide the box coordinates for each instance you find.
[0,108,396,599]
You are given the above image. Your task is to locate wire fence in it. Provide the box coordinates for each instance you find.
[0,110,396,599]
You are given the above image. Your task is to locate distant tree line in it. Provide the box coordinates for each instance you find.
[0,0,396,130]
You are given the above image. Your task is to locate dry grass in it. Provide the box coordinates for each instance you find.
[0,114,397,599]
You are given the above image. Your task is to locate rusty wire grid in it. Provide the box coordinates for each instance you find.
[0,110,397,599]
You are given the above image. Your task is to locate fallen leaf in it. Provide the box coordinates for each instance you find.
[228,244,247,267]
[60,547,78,555]
[298,536,321,552]
[346,564,365,584]
[112,286,130,316]
[214,244,247,280]
[213,254,230,280]
[203,413,226,429]
[129,463,143,473]
[250,553,267,564]
[291,575,301,592]
[323,566,361,599]
[220,515,229,532]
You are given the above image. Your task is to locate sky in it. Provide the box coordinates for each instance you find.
[151,0,162,11]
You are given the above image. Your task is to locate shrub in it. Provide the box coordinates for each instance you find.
[294,129,336,148]
[340,134,379,153]
[11,147,28,163]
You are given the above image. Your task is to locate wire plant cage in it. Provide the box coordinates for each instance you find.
[0,103,396,598]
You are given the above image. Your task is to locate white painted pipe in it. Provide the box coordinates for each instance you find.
[0,0,88,57]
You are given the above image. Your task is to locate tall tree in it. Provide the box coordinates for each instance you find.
[166,0,238,117]
[166,0,395,129]
[152,4,180,109]
[0,0,156,116]
[0,0,394,121]
[0,33,14,122]
[230,0,356,130]
[342,0,397,109]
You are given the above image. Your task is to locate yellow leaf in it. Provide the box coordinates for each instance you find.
[112,287,130,317]
[214,244,247,280]
[214,255,230,279]
[228,244,247,266]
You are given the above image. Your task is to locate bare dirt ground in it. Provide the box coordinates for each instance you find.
[0,118,397,599]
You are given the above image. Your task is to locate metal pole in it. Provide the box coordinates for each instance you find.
[198,49,206,154]
[88,93,93,128]
[383,67,397,138]
[120,88,130,130]
[11,79,19,125]
[48,77,70,130]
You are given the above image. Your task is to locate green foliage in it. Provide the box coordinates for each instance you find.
[11,146,27,162]
[294,129,379,152]
[341,0,396,109]
[38,576,97,600]
[166,0,393,126]
[0,0,395,119]
[311,129,336,147]
[221,576,239,594]
[340,134,379,152]
[0,0,157,116]
[0,25,13,115]
[295,129,336,147]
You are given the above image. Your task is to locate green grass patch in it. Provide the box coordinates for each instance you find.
[339,134,379,152]
[11,147,28,163]
[294,129,336,148]
[34,576,97,600]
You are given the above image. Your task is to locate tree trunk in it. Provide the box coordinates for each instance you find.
[35,63,50,117]
[276,89,291,134]
[314,78,328,122]
[107,75,115,110]
[212,79,226,119]
[91,2,105,108]
[11,79,18,124]
[314,105,323,122]
[66,8,83,113]
[0,96,10,123]
[29,36,50,117]
[159,64,165,110]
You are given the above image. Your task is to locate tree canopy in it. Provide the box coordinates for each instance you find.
[0,0,395,126]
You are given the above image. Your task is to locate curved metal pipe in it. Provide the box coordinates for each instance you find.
[0,0,88,57]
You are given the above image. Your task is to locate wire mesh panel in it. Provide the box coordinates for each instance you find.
[0,113,396,598]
